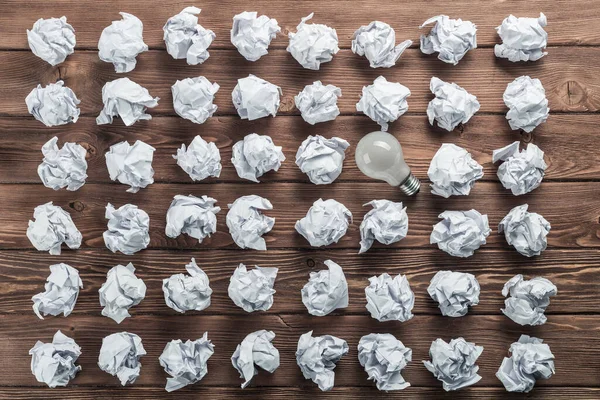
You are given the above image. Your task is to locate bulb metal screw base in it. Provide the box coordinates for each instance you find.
[399,173,420,196]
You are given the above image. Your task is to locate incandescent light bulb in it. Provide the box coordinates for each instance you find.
[355,131,420,196]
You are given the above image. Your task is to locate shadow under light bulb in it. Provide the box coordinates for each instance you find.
[355,131,420,196]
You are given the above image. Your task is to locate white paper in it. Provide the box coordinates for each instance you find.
[428,143,484,198]
[496,335,555,393]
[359,200,408,253]
[431,210,491,257]
[26,81,80,127]
[165,194,220,243]
[232,133,285,182]
[231,330,280,388]
[99,263,146,324]
[296,199,352,247]
[105,140,155,193]
[356,76,410,131]
[231,11,280,61]
[287,13,339,70]
[98,332,146,386]
[502,274,557,326]
[301,260,348,316]
[352,21,412,68]
[503,76,549,132]
[163,258,212,313]
[38,136,88,191]
[295,135,349,184]
[228,264,278,312]
[420,15,477,65]
[98,12,148,73]
[358,333,412,391]
[173,136,222,181]
[495,13,548,62]
[296,331,349,391]
[427,270,480,317]
[32,263,82,319]
[103,203,150,255]
[226,195,274,250]
[159,333,215,392]
[365,273,414,322]
[27,16,75,66]
[172,77,219,124]
[498,204,550,257]
[29,330,81,388]
[493,142,547,195]
[27,202,82,255]
[427,77,480,131]
[96,78,159,126]
[295,81,342,125]
[232,75,281,120]
[423,338,484,391]
[163,7,215,65]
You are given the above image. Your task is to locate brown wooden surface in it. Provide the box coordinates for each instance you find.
[0,1,598,399]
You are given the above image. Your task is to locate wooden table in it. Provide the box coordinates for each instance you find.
[0,1,598,398]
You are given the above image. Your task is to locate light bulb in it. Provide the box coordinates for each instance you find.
[355,131,420,196]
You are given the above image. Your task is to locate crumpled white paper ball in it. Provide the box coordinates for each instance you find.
[498,204,550,257]
[502,274,557,326]
[173,135,222,181]
[27,16,75,66]
[427,77,480,131]
[32,263,82,319]
[231,330,280,388]
[287,13,339,70]
[98,12,147,73]
[423,337,484,391]
[356,76,410,131]
[29,330,81,387]
[428,270,480,317]
[231,11,280,61]
[295,135,349,184]
[163,7,215,65]
[226,195,274,250]
[503,76,549,133]
[352,21,412,68]
[38,136,88,191]
[27,202,82,255]
[26,81,80,127]
[359,200,408,253]
[431,210,491,257]
[99,263,146,323]
[165,195,220,244]
[365,273,414,322]
[301,260,348,316]
[105,140,155,193]
[495,13,548,62]
[228,264,278,312]
[232,133,285,182]
[163,258,212,313]
[159,334,214,392]
[103,203,150,255]
[296,331,349,391]
[296,199,352,247]
[493,142,547,195]
[172,77,219,124]
[295,81,342,125]
[358,333,412,391]
[232,74,281,120]
[98,332,146,386]
[420,15,477,65]
[428,143,484,198]
[96,78,159,126]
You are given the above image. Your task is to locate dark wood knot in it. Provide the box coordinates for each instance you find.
[78,142,97,159]
[520,130,533,143]
[306,258,316,268]
[69,201,85,212]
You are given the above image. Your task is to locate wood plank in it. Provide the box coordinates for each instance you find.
[2,114,600,184]
[0,249,595,315]
[0,182,598,250]
[1,0,599,50]
[1,47,598,117]
[0,314,596,387]
[2,386,599,399]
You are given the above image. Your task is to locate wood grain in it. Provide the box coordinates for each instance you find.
[1,47,599,117]
[2,114,600,184]
[0,314,597,388]
[0,249,595,315]
[2,0,599,50]
[0,182,598,250]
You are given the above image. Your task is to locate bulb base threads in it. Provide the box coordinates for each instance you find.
[399,173,420,196]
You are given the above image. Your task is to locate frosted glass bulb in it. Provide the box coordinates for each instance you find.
[355,131,420,195]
